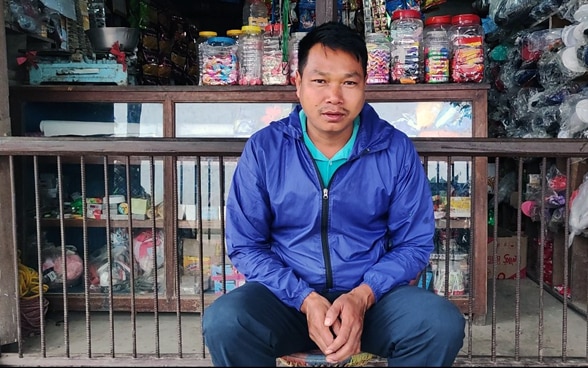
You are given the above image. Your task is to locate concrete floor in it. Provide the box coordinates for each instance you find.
[8,278,588,365]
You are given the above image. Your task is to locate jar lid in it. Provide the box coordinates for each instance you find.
[226,29,243,37]
[451,14,481,25]
[242,25,262,34]
[199,31,218,37]
[207,36,236,46]
[425,15,452,27]
[392,9,421,20]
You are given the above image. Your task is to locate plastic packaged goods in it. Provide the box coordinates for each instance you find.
[423,15,451,83]
[449,14,485,83]
[201,36,239,85]
[390,9,423,84]
[365,32,391,84]
[288,31,307,85]
[538,46,588,90]
[239,25,263,85]
[248,0,269,28]
[262,23,289,85]
[197,31,218,85]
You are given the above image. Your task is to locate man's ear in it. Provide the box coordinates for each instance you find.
[295,70,302,98]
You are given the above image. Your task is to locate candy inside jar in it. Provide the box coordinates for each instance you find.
[201,36,239,86]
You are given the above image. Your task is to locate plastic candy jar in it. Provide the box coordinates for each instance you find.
[197,31,218,85]
[239,25,263,85]
[390,9,423,84]
[423,15,451,83]
[201,36,239,85]
[288,31,308,85]
[262,23,289,85]
[449,14,485,83]
[366,32,391,84]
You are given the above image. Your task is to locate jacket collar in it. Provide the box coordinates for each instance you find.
[278,103,395,157]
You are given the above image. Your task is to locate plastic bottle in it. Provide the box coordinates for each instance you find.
[365,32,391,84]
[390,9,423,84]
[449,14,485,83]
[248,0,269,29]
[423,15,451,83]
[239,25,263,85]
[197,31,218,85]
[201,36,239,85]
[262,23,289,85]
[288,31,307,85]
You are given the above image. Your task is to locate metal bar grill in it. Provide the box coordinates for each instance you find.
[2,137,588,367]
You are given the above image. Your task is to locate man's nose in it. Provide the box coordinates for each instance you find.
[325,84,343,103]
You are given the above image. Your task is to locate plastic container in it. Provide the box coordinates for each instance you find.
[449,14,485,83]
[365,32,391,84]
[262,23,289,85]
[197,31,218,85]
[201,36,239,85]
[239,25,263,85]
[288,31,307,85]
[390,9,423,84]
[423,15,451,83]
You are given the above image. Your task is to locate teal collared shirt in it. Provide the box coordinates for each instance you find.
[300,110,360,186]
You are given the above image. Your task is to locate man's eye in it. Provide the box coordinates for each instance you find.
[312,79,326,84]
[344,81,358,86]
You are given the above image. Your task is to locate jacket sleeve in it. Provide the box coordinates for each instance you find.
[362,136,435,302]
[224,135,315,310]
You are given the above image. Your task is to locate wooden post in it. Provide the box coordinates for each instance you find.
[0,0,19,348]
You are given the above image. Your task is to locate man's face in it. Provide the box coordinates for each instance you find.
[295,44,366,137]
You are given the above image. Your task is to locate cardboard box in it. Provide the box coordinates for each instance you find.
[182,238,221,276]
[487,229,528,279]
[210,263,246,294]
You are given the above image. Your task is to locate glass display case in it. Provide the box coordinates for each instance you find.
[9,84,489,319]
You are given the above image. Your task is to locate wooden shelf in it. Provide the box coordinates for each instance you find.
[40,218,164,228]
[435,218,471,229]
[36,155,157,165]
[5,23,55,45]
[45,291,218,313]
[39,218,223,230]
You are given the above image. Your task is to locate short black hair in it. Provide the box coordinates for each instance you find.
[297,22,368,78]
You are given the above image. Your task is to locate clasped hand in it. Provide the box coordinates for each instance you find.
[302,286,373,364]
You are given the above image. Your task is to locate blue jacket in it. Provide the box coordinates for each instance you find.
[225,103,435,311]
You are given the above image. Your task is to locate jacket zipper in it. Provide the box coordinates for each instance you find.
[305,147,334,292]
[306,144,367,292]
[321,187,333,290]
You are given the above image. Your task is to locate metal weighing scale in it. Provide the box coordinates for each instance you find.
[28,27,139,85]
[28,50,129,85]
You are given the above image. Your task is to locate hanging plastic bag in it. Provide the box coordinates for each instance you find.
[569,173,588,247]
